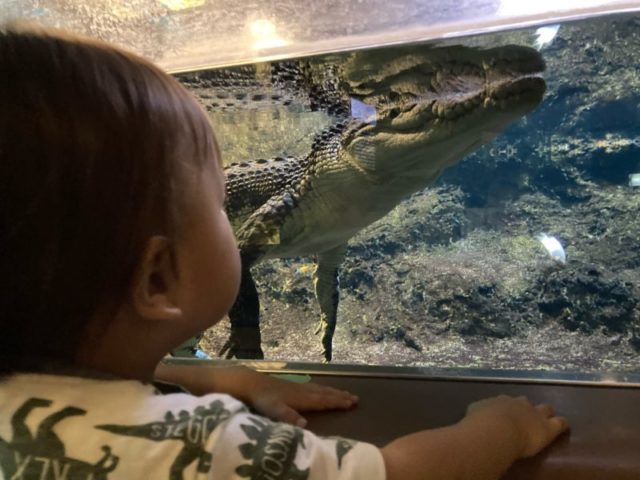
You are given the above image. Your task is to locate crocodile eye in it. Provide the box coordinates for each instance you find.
[389,91,401,102]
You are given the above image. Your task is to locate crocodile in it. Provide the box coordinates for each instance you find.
[179,43,546,361]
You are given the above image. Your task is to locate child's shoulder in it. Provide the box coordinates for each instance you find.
[0,372,247,478]
[0,371,248,421]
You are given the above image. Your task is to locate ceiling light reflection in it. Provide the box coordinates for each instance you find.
[158,0,205,11]
[498,0,607,16]
[249,19,289,49]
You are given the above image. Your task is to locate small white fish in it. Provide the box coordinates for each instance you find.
[536,233,566,264]
[629,173,640,187]
[534,24,560,50]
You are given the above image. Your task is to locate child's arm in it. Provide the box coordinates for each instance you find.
[159,364,568,478]
[381,395,569,480]
[154,362,357,427]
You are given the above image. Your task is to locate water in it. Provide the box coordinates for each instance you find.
[176,13,640,376]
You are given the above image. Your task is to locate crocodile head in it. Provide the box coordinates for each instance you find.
[340,44,545,185]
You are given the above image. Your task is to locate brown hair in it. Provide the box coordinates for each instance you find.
[0,25,217,373]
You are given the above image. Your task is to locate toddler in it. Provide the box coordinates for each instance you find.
[0,25,568,480]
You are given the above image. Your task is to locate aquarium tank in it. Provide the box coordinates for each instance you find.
[3,0,640,379]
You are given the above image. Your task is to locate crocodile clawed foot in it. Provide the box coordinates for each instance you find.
[218,340,265,359]
[315,317,334,362]
[321,339,333,363]
[218,328,264,359]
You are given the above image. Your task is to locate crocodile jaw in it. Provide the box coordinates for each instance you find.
[343,44,546,180]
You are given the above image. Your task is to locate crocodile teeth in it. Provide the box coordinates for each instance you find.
[454,103,466,116]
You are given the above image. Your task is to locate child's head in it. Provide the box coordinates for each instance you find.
[0,25,240,375]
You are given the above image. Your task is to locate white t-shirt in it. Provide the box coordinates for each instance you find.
[0,373,385,480]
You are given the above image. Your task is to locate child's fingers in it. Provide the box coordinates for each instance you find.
[535,403,555,417]
[306,382,356,398]
[536,404,569,438]
[292,384,358,410]
[311,384,359,406]
[257,398,308,427]
[534,404,569,443]
[548,416,570,436]
[282,382,356,407]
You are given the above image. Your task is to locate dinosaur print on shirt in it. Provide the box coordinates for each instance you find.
[235,415,310,480]
[0,398,119,480]
[97,399,235,479]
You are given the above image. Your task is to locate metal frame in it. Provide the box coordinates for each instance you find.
[163,358,640,388]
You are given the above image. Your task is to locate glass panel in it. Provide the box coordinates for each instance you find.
[176,13,640,377]
[4,1,638,381]
[1,0,638,71]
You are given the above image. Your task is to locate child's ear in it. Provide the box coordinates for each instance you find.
[131,236,183,321]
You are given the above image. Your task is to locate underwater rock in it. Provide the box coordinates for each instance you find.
[537,264,639,341]
[340,266,375,299]
[372,325,422,352]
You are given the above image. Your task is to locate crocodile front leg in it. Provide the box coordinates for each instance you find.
[314,244,347,362]
[220,255,264,359]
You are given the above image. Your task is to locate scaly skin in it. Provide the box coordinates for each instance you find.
[199,43,546,361]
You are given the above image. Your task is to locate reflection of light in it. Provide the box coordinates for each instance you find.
[249,19,289,49]
[498,0,606,16]
[536,234,566,264]
[350,98,377,124]
[158,0,205,10]
[599,374,619,384]
[534,24,560,50]
[243,361,288,371]
[630,173,640,187]
[193,349,209,359]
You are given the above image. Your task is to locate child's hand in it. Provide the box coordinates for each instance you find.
[232,367,358,427]
[154,363,357,427]
[464,395,569,458]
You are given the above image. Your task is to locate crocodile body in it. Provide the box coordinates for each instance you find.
[179,43,546,361]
